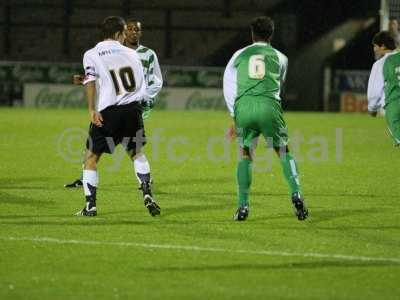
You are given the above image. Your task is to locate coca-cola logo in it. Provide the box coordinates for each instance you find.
[34,86,85,107]
[185,91,225,110]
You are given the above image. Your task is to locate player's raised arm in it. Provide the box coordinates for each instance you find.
[85,81,103,126]
[82,52,102,126]
[367,60,384,116]
[277,51,288,85]
[146,52,163,100]
[223,53,239,117]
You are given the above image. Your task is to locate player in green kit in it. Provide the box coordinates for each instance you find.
[368,31,400,146]
[223,16,308,221]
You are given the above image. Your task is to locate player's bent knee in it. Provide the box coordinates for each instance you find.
[240,147,253,160]
[84,151,101,169]
[274,145,289,157]
[127,149,143,161]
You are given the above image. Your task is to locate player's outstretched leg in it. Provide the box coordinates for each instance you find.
[64,177,83,188]
[233,148,252,221]
[64,163,84,188]
[277,147,308,221]
[76,152,99,217]
[132,153,160,216]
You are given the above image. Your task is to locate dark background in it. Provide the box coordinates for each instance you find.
[0,0,383,109]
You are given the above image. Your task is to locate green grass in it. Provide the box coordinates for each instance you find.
[0,108,399,300]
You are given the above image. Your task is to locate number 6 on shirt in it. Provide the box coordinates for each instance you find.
[248,55,266,79]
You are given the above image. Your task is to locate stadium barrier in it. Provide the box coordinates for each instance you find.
[23,83,225,110]
[0,61,224,110]
[325,69,370,112]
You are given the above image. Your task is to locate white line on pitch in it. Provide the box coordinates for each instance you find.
[2,236,400,264]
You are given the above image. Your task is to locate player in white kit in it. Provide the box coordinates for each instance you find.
[65,18,163,192]
[76,16,160,217]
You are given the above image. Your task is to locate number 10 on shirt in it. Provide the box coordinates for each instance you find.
[109,66,136,95]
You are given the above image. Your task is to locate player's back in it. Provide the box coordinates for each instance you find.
[84,40,146,112]
[383,51,400,106]
[234,42,287,102]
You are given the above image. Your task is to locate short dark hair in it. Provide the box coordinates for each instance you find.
[372,31,396,50]
[250,16,274,41]
[101,16,126,39]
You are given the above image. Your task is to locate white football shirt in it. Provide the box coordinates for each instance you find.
[83,40,147,112]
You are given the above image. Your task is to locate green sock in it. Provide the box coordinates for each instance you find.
[237,158,252,207]
[280,153,301,195]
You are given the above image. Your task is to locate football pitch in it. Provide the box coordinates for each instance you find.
[0,108,399,299]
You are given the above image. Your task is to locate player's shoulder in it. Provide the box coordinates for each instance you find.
[236,44,255,55]
[383,50,400,64]
[83,47,97,59]
[272,47,287,59]
[136,45,156,55]
[83,48,94,56]
[119,44,137,54]
[373,54,389,70]
[119,44,141,60]
[376,51,400,65]
[231,45,254,63]
[273,48,288,64]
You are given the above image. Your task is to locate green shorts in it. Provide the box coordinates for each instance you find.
[385,100,400,146]
[234,97,288,149]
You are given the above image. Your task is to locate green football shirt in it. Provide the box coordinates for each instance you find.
[368,50,400,145]
[223,42,288,116]
[383,51,400,106]
[368,50,400,111]
[136,44,163,100]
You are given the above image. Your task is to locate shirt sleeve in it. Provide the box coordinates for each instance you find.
[145,52,163,100]
[223,53,238,117]
[82,52,98,85]
[279,54,288,84]
[367,60,385,112]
